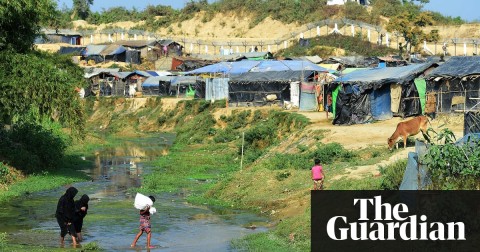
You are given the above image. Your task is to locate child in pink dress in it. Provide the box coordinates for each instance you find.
[311,159,325,190]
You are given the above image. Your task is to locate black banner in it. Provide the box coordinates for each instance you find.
[312,191,480,252]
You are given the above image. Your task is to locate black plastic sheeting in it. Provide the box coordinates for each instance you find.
[322,56,379,68]
[194,80,206,99]
[464,111,480,135]
[427,77,480,112]
[177,60,215,72]
[228,71,313,103]
[126,50,141,64]
[59,46,85,55]
[401,83,422,117]
[427,56,480,78]
[299,38,310,47]
[333,85,372,125]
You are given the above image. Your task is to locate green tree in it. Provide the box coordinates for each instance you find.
[386,10,434,54]
[0,51,85,135]
[72,0,93,20]
[0,0,85,134]
[0,0,56,53]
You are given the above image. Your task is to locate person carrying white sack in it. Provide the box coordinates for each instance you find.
[131,193,156,249]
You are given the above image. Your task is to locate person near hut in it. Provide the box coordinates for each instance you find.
[311,159,325,190]
[55,187,79,246]
[73,194,90,242]
[163,45,168,57]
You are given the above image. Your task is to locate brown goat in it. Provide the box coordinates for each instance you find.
[388,116,428,150]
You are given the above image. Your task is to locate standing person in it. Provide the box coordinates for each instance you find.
[311,159,325,190]
[131,196,156,249]
[55,187,79,246]
[73,194,90,242]
[163,45,168,57]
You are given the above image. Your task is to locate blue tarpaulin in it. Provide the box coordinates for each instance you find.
[187,61,260,75]
[370,85,392,120]
[187,60,327,75]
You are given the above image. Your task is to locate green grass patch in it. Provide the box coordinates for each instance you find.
[0,167,88,203]
[327,176,382,190]
[142,143,239,194]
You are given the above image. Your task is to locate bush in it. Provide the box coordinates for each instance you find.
[308,143,356,164]
[0,121,68,173]
[379,159,407,190]
[423,128,480,189]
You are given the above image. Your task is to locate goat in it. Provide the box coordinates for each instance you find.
[388,116,428,150]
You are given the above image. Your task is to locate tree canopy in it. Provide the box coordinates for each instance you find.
[72,0,94,20]
[0,0,56,53]
[0,0,85,134]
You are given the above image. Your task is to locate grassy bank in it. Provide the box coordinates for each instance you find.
[0,143,98,203]
[1,97,408,251]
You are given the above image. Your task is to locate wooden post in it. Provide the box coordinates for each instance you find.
[240,132,245,170]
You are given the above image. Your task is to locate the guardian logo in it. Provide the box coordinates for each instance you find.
[326,196,466,241]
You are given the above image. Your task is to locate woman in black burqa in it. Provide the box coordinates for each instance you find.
[55,186,78,245]
[73,194,90,242]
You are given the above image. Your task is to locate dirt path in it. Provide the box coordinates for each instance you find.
[297,111,464,150]
[296,111,464,180]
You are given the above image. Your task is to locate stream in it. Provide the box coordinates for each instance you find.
[0,134,267,251]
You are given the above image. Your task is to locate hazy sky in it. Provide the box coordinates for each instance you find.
[56,0,479,22]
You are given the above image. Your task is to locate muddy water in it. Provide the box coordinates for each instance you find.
[0,135,267,251]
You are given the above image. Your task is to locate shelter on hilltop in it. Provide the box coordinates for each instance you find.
[329,62,438,125]
[36,29,82,45]
[425,56,480,115]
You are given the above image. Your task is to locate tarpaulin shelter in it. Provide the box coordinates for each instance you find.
[116,40,161,59]
[100,44,127,62]
[425,56,480,114]
[186,61,260,75]
[228,71,316,105]
[36,29,82,45]
[187,60,326,76]
[329,63,438,125]
[142,76,176,96]
[170,76,200,97]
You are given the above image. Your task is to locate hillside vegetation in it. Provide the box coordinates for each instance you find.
[278,34,398,58]
[58,0,467,29]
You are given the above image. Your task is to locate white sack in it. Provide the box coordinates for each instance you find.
[134,193,153,210]
[149,207,157,215]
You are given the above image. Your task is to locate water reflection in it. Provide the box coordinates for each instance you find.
[0,134,269,251]
[85,136,173,197]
